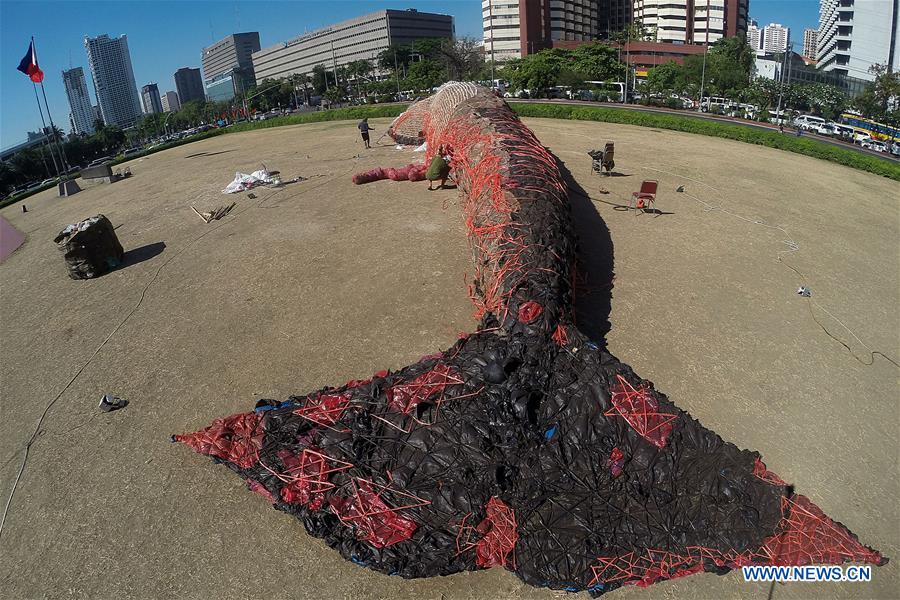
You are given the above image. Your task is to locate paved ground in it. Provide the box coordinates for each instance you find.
[0,216,25,262]
[0,117,897,600]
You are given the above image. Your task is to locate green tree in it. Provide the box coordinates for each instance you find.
[645,61,685,95]
[323,85,347,106]
[377,45,412,74]
[742,77,780,109]
[869,63,900,111]
[801,83,848,120]
[312,65,329,95]
[504,53,562,96]
[405,58,447,91]
[570,42,625,81]
[445,37,488,80]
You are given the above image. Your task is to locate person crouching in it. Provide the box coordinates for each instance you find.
[426,145,451,191]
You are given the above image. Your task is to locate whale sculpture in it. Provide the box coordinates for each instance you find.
[175,84,885,595]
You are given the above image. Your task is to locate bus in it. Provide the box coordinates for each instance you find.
[839,113,900,142]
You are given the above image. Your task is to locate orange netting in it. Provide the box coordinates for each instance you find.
[387,98,432,145]
[587,494,885,589]
[604,375,677,449]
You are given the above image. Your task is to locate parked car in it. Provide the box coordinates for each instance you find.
[861,139,887,152]
[830,124,854,140]
[792,114,826,131]
[40,177,58,186]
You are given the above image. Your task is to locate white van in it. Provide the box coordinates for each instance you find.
[793,114,826,131]
[831,124,854,139]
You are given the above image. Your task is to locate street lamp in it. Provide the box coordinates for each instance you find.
[163,110,175,137]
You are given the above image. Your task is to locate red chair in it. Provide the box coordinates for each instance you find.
[630,180,659,215]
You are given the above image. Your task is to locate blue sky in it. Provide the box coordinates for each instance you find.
[1,0,818,148]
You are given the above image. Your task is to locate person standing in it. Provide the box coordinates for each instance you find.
[358,118,373,149]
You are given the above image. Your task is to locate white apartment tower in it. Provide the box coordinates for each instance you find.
[748,20,763,54]
[62,67,95,135]
[84,34,142,128]
[483,0,523,61]
[817,0,900,81]
[633,0,747,45]
[802,28,818,59]
[762,23,790,53]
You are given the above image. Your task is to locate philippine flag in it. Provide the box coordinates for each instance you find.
[17,39,44,83]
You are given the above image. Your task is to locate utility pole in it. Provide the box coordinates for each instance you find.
[488,0,496,85]
[775,44,790,123]
[697,1,711,111]
[331,40,339,89]
[394,50,401,96]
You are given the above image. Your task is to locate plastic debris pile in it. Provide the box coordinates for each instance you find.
[176,85,885,595]
[53,214,124,279]
[223,168,277,193]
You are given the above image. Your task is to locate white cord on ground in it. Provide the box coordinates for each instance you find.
[0,166,354,542]
[641,165,899,370]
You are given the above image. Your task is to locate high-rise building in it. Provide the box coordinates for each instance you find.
[483,1,524,61]
[816,0,899,81]
[174,67,204,104]
[802,28,818,60]
[202,32,260,101]
[762,23,790,53]
[633,0,748,45]
[748,20,763,54]
[141,83,163,114]
[62,67,95,135]
[84,34,142,128]
[252,10,454,83]
[483,1,631,61]
[161,91,180,112]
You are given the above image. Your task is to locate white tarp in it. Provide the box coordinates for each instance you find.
[222,169,275,194]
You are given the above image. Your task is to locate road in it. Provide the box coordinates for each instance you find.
[511,98,900,163]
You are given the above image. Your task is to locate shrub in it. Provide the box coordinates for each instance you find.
[227,105,408,133]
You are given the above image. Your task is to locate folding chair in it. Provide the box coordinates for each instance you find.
[588,142,616,176]
[588,149,604,175]
[629,180,659,216]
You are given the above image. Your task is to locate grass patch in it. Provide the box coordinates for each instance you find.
[511,102,900,181]
[0,182,58,209]
[112,128,228,166]
[226,105,408,133]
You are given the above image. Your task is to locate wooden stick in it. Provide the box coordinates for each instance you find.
[190,206,210,223]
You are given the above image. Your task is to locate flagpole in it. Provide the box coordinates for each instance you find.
[32,36,70,173]
[31,80,62,177]
[39,80,70,171]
